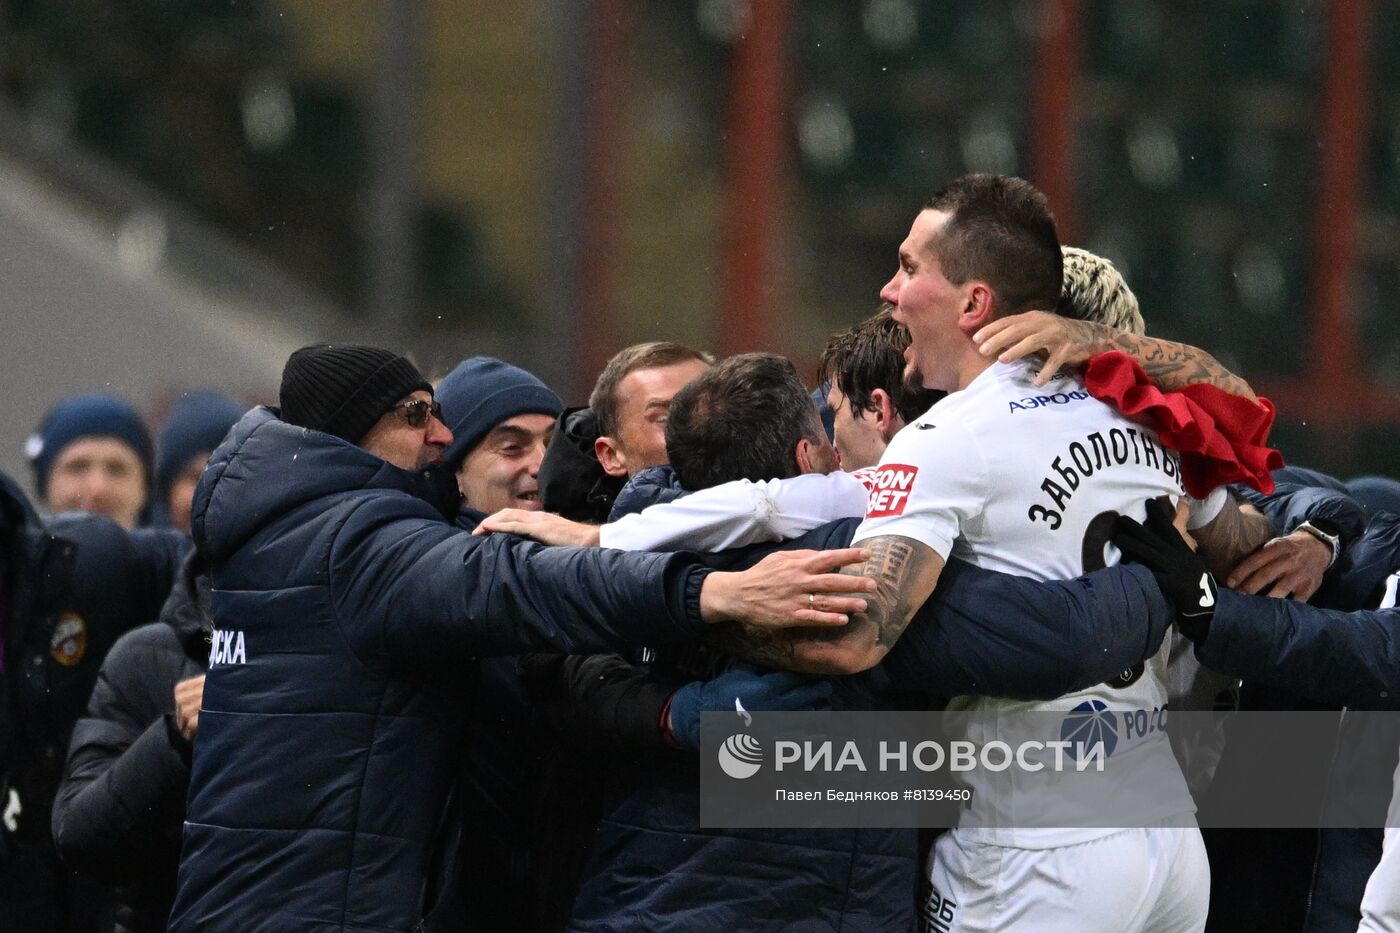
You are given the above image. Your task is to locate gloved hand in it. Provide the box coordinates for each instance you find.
[666,667,833,750]
[1112,497,1219,642]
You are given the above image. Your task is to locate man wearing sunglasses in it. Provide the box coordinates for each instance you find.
[169,344,870,933]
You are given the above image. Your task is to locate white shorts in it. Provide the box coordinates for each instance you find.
[920,822,1209,933]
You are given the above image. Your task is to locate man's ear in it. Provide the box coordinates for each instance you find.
[795,437,816,475]
[453,463,472,501]
[594,436,628,478]
[869,388,902,443]
[957,282,996,335]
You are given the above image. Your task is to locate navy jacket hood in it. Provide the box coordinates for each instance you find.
[538,406,626,523]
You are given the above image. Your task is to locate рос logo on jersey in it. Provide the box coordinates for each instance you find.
[864,464,919,517]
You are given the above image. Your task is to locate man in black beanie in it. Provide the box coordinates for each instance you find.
[278,343,449,470]
[170,344,873,933]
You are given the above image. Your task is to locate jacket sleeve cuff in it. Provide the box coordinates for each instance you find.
[610,678,682,752]
[661,560,712,636]
[683,565,711,632]
[658,692,684,749]
[1193,588,1246,669]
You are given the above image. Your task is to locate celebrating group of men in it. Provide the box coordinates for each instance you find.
[3,172,1399,933]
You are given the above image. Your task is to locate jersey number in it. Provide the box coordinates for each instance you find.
[1080,495,1175,572]
[1081,497,1171,691]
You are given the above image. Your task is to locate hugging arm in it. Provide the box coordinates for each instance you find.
[706,536,940,674]
[975,311,1257,400]
[767,535,943,675]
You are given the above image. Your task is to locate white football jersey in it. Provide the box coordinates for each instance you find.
[852,359,1197,847]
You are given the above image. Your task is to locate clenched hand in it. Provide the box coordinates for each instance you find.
[174,674,206,742]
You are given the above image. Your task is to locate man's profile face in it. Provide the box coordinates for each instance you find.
[597,359,711,477]
[879,209,967,393]
[825,385,885,471]
[46,437,147,529]
[359,390,453,472]
[456,413,555,513]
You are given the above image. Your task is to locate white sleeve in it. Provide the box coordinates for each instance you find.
[849,422,987,560]
[1359,754,1400,932]
[1185,486,1228,530]
[1360,828,1400,932]
[597,472,871,553]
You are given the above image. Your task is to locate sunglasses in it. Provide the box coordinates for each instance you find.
[393,398,443,429]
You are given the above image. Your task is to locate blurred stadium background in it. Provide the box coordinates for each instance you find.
[0,0,1395,493]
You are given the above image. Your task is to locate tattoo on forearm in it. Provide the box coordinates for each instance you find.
[1195,498,1276,579]
[1073,321,1257,401]
[705,536,940,673]
[705,621,800,670]
[836,535,941,651]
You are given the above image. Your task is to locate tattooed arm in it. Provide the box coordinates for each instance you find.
[1191,494,1277,580]
[973,310,1257,401]
[717,536,944,675]
[704,621,803,671]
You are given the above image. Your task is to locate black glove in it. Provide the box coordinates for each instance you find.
[1112,497,1218,642]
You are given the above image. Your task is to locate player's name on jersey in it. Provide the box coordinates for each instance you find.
[1028,428,1183,530]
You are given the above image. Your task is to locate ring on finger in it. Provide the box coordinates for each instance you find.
[808,593,815,610]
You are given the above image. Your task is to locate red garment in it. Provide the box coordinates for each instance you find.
[1082,351,1283,499]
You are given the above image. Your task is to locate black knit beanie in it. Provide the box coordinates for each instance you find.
[279,345,432,444]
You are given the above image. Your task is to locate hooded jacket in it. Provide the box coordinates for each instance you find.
[169,408,711,933]
[538,407,625,523]
[0,471,186,932]
[52,552,210,932]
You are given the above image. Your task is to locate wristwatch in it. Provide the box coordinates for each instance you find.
[1295,519,1342,568]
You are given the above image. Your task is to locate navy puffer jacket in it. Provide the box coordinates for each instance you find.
[0,472,186,933]
[609,465,686,522]
[169,409,710,933]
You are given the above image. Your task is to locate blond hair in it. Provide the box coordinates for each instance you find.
[1058,246,1145,336]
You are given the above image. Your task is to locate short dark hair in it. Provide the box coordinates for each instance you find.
[666,353,822,490]
[588,342,714,439]
[923,174,1062,318]
[818,305,945,424]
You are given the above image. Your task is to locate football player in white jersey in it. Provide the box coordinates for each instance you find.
[476,265,1255,557]
[787,175,1269,933]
